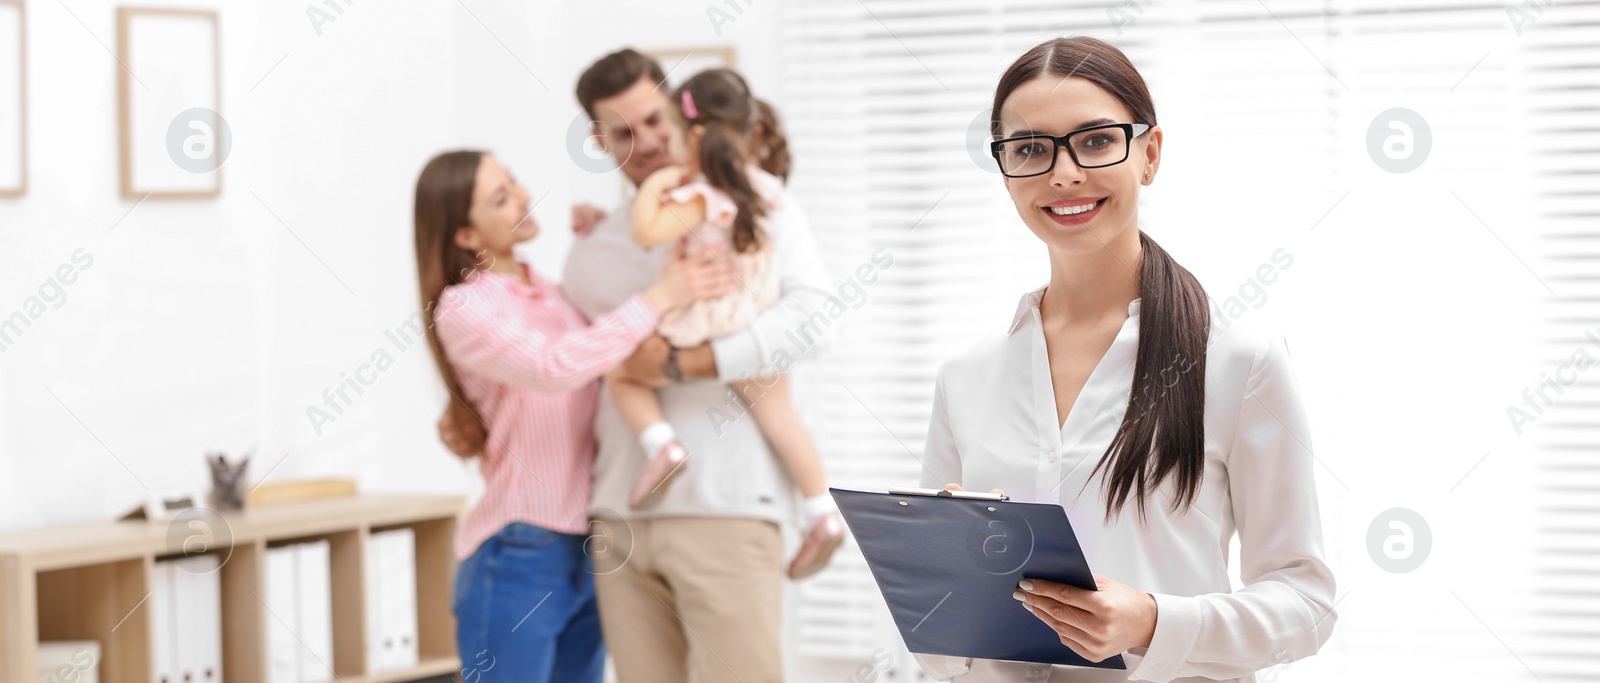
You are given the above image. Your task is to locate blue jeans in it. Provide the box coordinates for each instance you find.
[453,522,605,683]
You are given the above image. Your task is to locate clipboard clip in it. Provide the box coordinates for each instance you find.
[887,486,1010,502]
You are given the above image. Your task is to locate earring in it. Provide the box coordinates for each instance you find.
[1144,172,1152,182]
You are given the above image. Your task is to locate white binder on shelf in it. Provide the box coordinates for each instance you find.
[296,540,334,683]
[197,560,223,683]
[170,561,195,683]
[386,529,418,671]
[363,532,383,672]
[177,555,223,683]
[150,555,222,683]
[265,541,334,683]
[150,561,175,683]
[264,545,299,683]
[365,529,418,673]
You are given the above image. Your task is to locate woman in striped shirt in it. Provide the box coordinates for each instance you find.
[412,150,732,683]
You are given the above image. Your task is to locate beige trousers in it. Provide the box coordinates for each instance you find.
[591,516,784,683]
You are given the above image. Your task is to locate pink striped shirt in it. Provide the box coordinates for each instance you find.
[433,263,657,561]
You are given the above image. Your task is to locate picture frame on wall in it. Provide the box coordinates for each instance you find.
[0,0,25,198]
[646,46,736,90]
[117,7,224,199]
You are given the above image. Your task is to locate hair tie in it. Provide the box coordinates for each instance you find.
[681,90,699,120]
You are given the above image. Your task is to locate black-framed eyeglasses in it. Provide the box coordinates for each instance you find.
[989,123,1152,178]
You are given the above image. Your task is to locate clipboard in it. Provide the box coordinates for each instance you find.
[830,487,1127,670]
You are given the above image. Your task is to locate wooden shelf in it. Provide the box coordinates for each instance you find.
[0,494,465,683]
[366,656,459,683]
[35,558,151,682]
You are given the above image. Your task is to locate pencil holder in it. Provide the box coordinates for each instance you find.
[207,451,250,511]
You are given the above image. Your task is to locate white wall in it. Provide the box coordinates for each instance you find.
[0,0,568,528]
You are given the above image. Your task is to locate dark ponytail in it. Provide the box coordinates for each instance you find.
[675,69,769,254]
[995,37,1212,526]
[1083,233,1211,526]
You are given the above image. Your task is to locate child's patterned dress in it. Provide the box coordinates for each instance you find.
[655,166,784,348]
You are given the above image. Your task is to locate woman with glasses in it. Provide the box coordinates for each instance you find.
[913,36,1338,681]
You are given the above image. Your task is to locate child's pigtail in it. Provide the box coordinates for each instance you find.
[753,99,792,183]
[699,121,767,253]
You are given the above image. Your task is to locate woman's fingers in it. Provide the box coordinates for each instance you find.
[1022,601,1091,641]
[1015,579,1138,663]
[1019,588,1095,632]
[686,246,734,298]
[1023,578,1092,608]
[571,203,606,236]
[676,256,734,300]
[1020,603,1100,660]
[687,259,726,292]
[690,243,729,264]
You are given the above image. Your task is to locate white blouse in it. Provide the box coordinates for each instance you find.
[915,286,1337,682]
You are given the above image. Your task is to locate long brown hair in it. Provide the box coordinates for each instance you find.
[993,37,1212,526]
[414,150,489,458]
[674,69,768,254]
[752,98,792,182]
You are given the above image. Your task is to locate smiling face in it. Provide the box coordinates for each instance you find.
[454,154,536,257]
[996,75,1162,255]
[592,76,682,185]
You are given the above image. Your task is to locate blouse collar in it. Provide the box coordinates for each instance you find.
[1007,286,1141,335]
[474,262,547,298]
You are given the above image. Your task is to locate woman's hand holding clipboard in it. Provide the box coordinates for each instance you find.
[829,485,1131,669]
[932,484,1160,664]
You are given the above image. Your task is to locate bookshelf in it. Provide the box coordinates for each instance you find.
[0,494,464,683]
